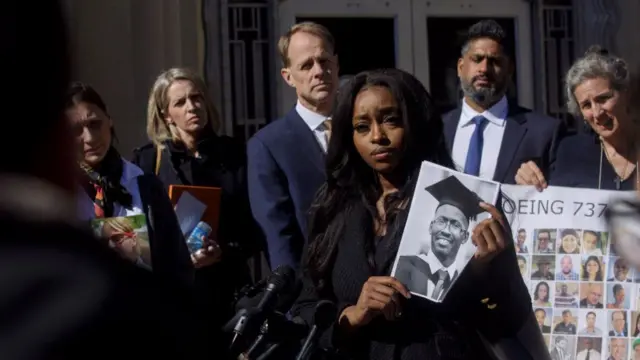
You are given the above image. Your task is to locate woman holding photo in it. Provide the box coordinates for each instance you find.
[292,69,543,359]
[70,82,194,287]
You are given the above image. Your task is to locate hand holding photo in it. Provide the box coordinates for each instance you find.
[391,161,500,302]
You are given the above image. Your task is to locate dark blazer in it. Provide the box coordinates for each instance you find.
[442,104,565,184]
[247,108,326,270]
[549,131,637,190]
[0,175,202,359]
[579,298,603,308]
[608,330,628,336]
[292,202,541,360]
[132,135,257,349]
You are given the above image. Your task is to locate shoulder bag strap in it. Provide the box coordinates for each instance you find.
[155,146,162,175]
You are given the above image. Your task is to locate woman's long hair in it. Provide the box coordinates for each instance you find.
[305,68,450,292]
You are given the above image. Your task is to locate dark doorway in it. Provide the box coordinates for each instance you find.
[296,17,396,78]
[426,17,517,113]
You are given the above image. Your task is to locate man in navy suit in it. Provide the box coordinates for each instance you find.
[442,19,564,184]
[247,22,339,270]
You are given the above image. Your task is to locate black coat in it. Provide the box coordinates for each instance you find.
[132,135,262,344]
[292,201,535,360]
[0,175,203,359]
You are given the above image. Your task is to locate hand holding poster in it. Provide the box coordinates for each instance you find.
[501,183,637,360]
[391,161,500,302]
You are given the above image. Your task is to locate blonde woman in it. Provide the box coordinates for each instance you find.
[132,68,259,346]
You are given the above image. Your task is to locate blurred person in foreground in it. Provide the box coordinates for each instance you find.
[0,2,200,359]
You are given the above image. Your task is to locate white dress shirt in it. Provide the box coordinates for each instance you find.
[576,348,600,360]
[451,96,509,179]
[296,101,330,153]
[417,251,459,297]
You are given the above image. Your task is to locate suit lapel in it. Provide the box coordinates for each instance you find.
[411,256,433,296]
[285,109,325,175]
[443,107,461,155]
[492,107,527,182]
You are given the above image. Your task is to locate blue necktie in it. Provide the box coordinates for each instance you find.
[463,115,487,176]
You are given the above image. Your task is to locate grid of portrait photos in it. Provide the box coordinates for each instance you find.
[515,227,640,360]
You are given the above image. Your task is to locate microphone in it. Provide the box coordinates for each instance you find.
[234,277,269,307]
[295,300,337,360]
[224,265,298,356]
[244,315,307,359]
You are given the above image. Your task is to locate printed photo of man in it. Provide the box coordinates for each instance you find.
[606,337,628,360]
[578,311,602,336]
[580,283,604,309]
[609,311,628,337]
[394,175,486,301]
[516,228,529,253]
[576,337,601,360]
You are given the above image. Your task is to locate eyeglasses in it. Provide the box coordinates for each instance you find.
[605,197,640,269]
[431,217,465,235]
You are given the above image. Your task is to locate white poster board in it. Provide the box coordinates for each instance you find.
[501,184,637,360]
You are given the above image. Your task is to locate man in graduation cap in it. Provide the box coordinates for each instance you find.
[395,175,486,301]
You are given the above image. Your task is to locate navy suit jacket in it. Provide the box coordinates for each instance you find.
[247,108,326,270]
[442,104,565,184]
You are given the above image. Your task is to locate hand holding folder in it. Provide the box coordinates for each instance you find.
[169,185,222,238]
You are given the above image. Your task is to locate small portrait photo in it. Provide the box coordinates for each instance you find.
[581,230,607,256]
[630,312,640,337]
[557,228,582,254]
[555,282,580,308]
[391,163,500,302]
[608,310,629,337]
[534,228,557,254]
[606,283,632,310]
[631,338,640,360]
[576,336,602,360]
[549,335,576,360]
[517,254,530,279]
[553,308,577,335]
[555,254,581,281]
[607,257,634,283]
[604,337,628,360]
[532,255,556,281]
[515,228,531,254]
[92,214,152,271]
[535,307,553,334]
[532,281,554,308]
[577,309,606,336]
[579,282,604,309]
[581,255,605,282]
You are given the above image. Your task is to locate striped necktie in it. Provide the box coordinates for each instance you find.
[323,118,332,146]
